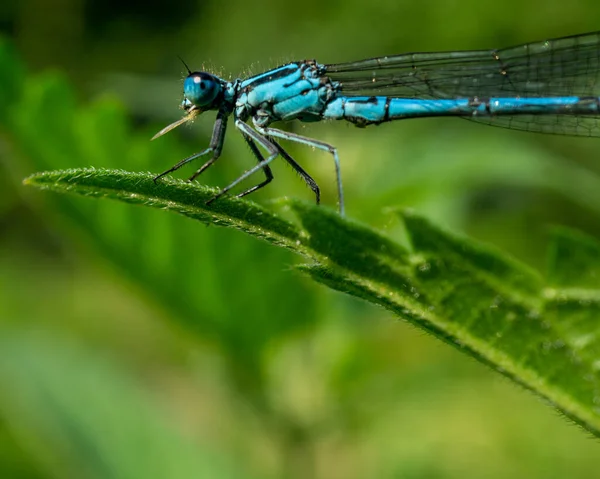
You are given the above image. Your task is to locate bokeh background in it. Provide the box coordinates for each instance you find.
[2,0,600,477]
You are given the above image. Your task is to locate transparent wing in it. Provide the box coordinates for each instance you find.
[324,32,600,136]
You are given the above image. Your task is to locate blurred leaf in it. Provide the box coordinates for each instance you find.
[0,37,24,123]
[24,168,600,437]
[547,227,600,289]
[0,332,249,479]
[371,132,600,219]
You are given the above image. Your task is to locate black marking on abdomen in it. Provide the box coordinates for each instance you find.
[351,96,379,104]
[468,96,491,115]
[384,97,391,122]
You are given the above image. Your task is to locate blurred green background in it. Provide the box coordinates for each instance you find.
[2,0,600,477]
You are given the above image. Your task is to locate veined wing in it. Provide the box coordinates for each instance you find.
[324,31,600,99]
[324,32,600,137]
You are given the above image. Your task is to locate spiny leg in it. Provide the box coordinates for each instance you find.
[257,126,343,215]
[235,133,274,198]
[206,120,279,205]
[154,109,228,182]
[212,131,319,202]
[188,111,228,181]
[269,139,320,205]
[154,148,213,182]
[238,136,321,203]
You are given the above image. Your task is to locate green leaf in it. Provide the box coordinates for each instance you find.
[23,167,600,437]
[0,37,24,122]
[20,162,320,384]
[547,227,600,289]
[24,167,302,250]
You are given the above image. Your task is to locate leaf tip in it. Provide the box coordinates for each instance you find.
[22,172,42,187]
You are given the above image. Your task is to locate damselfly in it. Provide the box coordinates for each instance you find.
[153,31,600,215]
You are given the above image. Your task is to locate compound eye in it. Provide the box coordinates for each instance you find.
[183,72,221,109]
